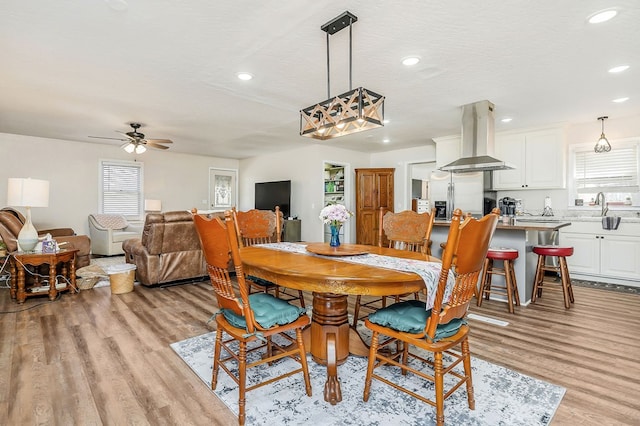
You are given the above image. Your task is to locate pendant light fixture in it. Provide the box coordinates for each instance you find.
[300,11,385,140]
[594,116,611,153]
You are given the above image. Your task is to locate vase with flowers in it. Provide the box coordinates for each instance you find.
[319,203,353,247]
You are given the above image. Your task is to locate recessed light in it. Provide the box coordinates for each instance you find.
[401,56,420,66]
[383,119,390,124]
[237,72,253,81]
[501,118,513,123]
[382,138,390,144]
[608,65,630,73]
[612,97,629,103]
[587,9,617,24]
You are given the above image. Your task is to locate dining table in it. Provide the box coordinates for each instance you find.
[239,242,445,405]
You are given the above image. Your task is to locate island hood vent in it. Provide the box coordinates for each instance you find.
[440,100,514,173]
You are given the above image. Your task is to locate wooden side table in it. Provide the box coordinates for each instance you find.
[9,249,79,303]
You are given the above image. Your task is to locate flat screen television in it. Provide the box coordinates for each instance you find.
[255,180,291,218]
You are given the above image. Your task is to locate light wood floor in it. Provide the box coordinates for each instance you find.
[1,280,639,425]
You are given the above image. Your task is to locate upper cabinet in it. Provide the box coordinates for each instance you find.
[492,127,566,190]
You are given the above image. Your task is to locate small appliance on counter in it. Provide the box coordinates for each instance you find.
[434,201,447,219]
[499,197,516,216]
[542,196,554,217]
[515,199,523,215]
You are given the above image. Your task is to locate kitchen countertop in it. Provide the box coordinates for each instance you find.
[434,219,571,231]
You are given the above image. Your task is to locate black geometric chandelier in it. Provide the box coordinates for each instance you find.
[300,11,385,140]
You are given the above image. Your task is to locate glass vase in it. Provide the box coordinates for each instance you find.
[329,224,341,247]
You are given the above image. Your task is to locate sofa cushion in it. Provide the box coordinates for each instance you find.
[93,214,128,230]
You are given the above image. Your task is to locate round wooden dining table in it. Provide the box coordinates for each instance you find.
[240,242,438,405]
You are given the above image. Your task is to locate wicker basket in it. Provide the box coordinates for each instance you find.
[77,276,101,290]
[105,264,136,294]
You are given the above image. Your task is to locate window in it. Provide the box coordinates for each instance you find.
[569,138,639,207]
[99,160,144,219]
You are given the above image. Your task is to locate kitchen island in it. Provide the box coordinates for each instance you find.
[430,219,572,305]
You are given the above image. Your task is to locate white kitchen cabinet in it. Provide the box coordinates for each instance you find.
[559,221,640,285]
[493,127,565,190]
[559,232,600,275]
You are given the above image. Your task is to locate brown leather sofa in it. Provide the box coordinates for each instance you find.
[122,210,220,286]
[0,210,91,268]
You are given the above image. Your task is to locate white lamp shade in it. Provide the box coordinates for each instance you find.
[7,178,50,207]
[144,199,162,211]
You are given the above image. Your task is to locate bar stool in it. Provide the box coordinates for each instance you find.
[531,245,574,309]
[477,248,520,313]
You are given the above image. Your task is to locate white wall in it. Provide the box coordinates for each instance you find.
[240,144,371,242]
[0,133,238,236]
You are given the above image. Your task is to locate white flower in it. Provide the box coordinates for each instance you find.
[319,204,353,227]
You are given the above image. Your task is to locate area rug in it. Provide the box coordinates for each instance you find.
[171,331,565,425]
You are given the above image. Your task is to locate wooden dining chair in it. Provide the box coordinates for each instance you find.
[232,206,306,307]
[193,210,312,426]
[351,207,436,328]
[362,208,500,426]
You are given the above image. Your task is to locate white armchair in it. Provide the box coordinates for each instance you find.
[88,214,143,256]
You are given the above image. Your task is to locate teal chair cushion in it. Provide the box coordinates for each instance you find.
[221,292,306,329]
[368,299,467,341]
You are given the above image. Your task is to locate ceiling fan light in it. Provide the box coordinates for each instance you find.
[135,144,147,154]
[123,143,135,153]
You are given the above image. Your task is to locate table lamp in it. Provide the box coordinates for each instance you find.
[7,178,50,252]
[144,199,162,212]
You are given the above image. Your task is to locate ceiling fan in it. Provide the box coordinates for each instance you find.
[89,122,173,153]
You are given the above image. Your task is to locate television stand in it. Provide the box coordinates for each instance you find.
[283,220,301,242]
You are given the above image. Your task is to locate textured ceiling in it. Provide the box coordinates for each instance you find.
[1,1,639,159]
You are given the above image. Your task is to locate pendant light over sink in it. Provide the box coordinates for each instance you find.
[594,116,612,153]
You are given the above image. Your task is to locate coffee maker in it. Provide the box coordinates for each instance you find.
[499,197,516,216]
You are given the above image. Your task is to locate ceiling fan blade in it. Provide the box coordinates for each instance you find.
[88,135,129,141]
[145,138,173,144]
[146,142,170,150]
[116,131,135,139]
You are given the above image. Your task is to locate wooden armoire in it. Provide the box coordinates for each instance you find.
[355,168,395,245]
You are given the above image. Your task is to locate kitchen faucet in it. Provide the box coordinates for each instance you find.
[595,192,608,216]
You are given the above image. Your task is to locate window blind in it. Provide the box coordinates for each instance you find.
[100,161,143,217]
[574,145,639,193]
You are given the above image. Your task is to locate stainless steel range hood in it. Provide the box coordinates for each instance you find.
[440,100,514,173]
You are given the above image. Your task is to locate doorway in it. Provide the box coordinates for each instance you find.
[407,161,437,211]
